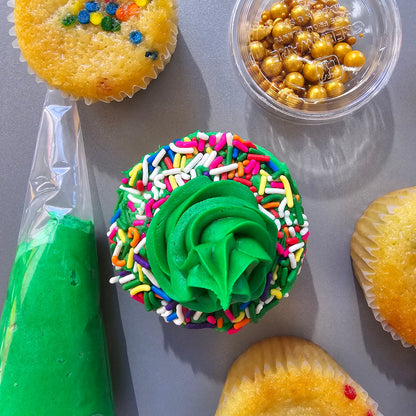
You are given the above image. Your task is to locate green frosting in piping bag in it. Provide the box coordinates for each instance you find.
[146,176,278,313]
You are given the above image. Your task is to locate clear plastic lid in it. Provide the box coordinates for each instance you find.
[230,0,402,122]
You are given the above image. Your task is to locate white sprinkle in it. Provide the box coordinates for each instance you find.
[198,152,210,168]
[284,293,289,298]
[169,142,194,154]
[258,204,276,221]
[173,318,183,325]
[197,132,209,140]
[288,242,305,253]
[154,208,160,216]
[213,174,220,182]
[135,214,147,220]
[278,197,287,218]
[300,227,309,236]
[274,219,281,231]
[119,185,141,195]
[134,236,147,254]
[215,132,222,142]
[113,241,123,257]
[162,310,172,318]
[142,155,149,186]
[203,150,218,168]
[284,210,293,226]
[128,193,143,204]
[119,273,136,284]
[142,268,159,288]
[161,300,168,306]
[156,306,166,315]
[303,221,309,227]
[175,174,185,187]
[133,262,138,273]
[109,276,119,284]
[107,222,118,236]
[151,148,166,167]
[163,168,181,176]
[265,295,275,304]
[176,304,185,324]
[255,301,264,314]
[226,132,233,146]
[289,226,296,237]
[245,306,251,319]
[154,174,167,190]
[142,193,152,200]
[192,311,203,321]
[151,186,159,201]
[183,152,203,173]
[289,252,297,269]
[209,163,238,176]
[149,166,161,181]
[264,188,286,195]
[190,169,197,179]
[181,172,190,181]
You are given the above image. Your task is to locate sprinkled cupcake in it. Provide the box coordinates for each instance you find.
[13,0,178,103]
[108,131,309,333]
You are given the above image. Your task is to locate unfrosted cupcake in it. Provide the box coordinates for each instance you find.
[13,0,178,103]
[107,131,309,333]
[351,187,416,347]
[216,336,381,416]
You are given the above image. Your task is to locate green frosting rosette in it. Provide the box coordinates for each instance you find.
[108,131,309,333]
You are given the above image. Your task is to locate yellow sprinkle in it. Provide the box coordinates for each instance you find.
[72,0,84,14]
[272,265,279,281]
[183,136,191,142]
[206,146,213,154]
[128,163,142,186]
[89,11,103,25]
[117,229,126,243]
[232,311,245,323]
[135,0,148,5]
[280,175,294,208]
[169,175,178,190]
[173,153,181,168]
[127,248,134,269]
[180,155,187,170]
[271,289,283,299]
[130,284,151,296]
[259,169,269,176]
[138,265,144,282]
[295,247,304,263]
[258,175,267,196]
[193,147,198,155]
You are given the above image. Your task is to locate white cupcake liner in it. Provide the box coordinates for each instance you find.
[217,336,382,416]
[351,188,416,349]
[8,0,178,105]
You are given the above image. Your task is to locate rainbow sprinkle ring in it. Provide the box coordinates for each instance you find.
[108,131,309,333]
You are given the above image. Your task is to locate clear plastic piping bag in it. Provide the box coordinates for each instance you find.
[0,89,115,416]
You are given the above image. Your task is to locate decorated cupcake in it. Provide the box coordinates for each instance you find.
[12,0,178,103]
[107,131,309,333]
[351,186,416,347]
[216,336,381,415]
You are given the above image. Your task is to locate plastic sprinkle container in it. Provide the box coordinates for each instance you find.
[230,0,402,122]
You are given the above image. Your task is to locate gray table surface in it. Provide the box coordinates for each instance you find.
[1,1,416,415]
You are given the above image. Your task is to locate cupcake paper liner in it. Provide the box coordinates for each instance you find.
[8,0,178,104]
[216,336,382,416]
[351,187,416,349]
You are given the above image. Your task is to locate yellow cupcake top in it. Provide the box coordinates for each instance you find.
[14,0,178,102]
[216,337,379,416]
[351,186,416,347]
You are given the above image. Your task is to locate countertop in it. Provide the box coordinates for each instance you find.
[1,1,416,415]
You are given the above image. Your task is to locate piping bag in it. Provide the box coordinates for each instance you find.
[0,90,114,415]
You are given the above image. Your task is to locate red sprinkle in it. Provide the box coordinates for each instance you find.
[221,172,228,181]
[242,140,257,149]
[286,237,299,245]
[136,180,145,192]
[367,412,374,416]
[278,231,284,239]
[256,196,263,203]
[232,140,248,153]
[344,385,357,400]
[269,208,279,218]
[294,225,301,232]
[247,154,270,162]
[164,157,173,170]
[207,315,216,324]
[233,177,252,187]
[131,292,144,304]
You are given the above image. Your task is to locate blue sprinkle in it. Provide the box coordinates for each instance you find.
[106,2,119,15]
[78,10,90,24]
[110,208,121,224]
[146,151,158,165]
[148,164,154,173]
[151,286,172,302]
[240,302,251,310]
[129,30,143,45]
[163,145,170,152]
[167,149,175,161]
[265,160,279,172]
[232,147,239,159]
[85,1,100,12]
[166,312,178,322]
[145,51,158,60]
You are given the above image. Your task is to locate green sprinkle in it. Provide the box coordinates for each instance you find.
[249,303,258,322]
[143,292,152,311]
[248,148,263,155]
[261,194,285,204]
[279,267,289,287]
[226,146,233,165]
[236,152,248,162]
[62,14,76,26]
[123,278,141,291]
[293,197,305,225]
[148,292,160,309]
